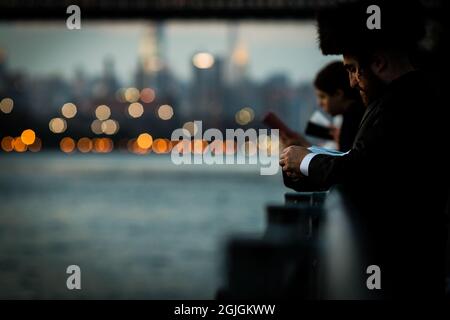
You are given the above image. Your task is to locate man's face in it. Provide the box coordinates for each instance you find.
[343,55,386,106]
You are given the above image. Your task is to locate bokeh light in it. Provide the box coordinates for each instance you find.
[1,136,14,152]
[101,119,119,135]
[77,137,93,153]
[128,138,151,155]
[20,129,36,145]
[192,52,215,69]
[61,103,77,119]
[140,88,155,103]
[127,139,135,153]
[125,88,140,103]
[60,137,76,153]
[90,119,103,135]
[13,137,27,152]
[136,133,153,149]
[182,121,198,136]
[93,138,113,153]
[157,104,174,120]
[235,107,255,125]
[0,98,14,114]
[28,137,42,152]
[152,138,170,154]
[49,117,67,134]
[128,102,144,118]
[95,105,111,121]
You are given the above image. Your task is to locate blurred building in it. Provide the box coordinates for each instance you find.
[190,54,225,129]
[260,74,296,128]
[135,23,169,93]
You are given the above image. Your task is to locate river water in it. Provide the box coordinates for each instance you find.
[0,152,286,299]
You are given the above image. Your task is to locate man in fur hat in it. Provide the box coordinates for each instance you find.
[280,0,448,298]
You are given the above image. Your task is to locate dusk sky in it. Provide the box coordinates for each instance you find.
[0,20,338,85]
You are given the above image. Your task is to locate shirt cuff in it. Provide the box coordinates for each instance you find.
[300,153,318,177]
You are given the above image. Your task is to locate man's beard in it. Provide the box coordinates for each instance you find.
[359,71,387,106]
[359,90,370,106]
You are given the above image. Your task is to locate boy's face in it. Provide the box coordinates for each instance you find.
[315,89,343,117]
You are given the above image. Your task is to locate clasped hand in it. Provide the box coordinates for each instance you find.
[279,146,311,179]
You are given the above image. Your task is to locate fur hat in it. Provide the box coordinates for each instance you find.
[316,0,425,55]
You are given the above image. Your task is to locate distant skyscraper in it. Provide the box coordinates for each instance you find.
[190,55,224,128]
[231,41,249,80]
[102,56,119,95]
[136,23,166,91]
[71,67,91,115]
[226,23,249,85]
[260,74,295,127]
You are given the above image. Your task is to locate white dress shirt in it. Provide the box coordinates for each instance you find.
[299,153,317,177]
[299,146,349,176]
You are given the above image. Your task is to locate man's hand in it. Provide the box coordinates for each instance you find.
[279,145,311,176]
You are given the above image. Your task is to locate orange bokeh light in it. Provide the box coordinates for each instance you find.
[21,129,36,145]
[28,137,42,152]
[93,138,113,153]
[128,138,150,155]
[152,138,170,154]
[60,137,76,153]
[136,133,153,150]
[1,136,14,152]
[140,88,155,104]
[77,137,93,153]
[13,137,27,152]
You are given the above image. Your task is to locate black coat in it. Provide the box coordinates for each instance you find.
[338,100,365,152]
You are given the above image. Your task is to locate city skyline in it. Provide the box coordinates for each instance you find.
[0,20,336,153]
[0,21,337,85]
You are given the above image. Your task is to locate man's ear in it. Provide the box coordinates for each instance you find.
[370,52,388,77]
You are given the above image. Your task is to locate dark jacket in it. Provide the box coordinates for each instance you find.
[338,100,365,152]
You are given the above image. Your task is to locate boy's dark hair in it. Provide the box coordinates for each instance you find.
[316,0,425,61]
[314,61,359,99]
